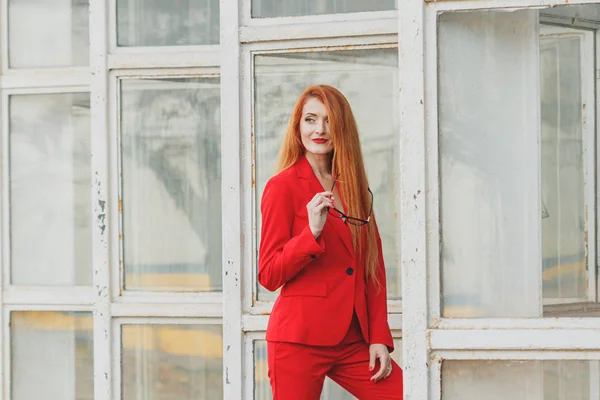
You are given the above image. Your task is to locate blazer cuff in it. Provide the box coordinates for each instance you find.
[297,225,326,257]
[370,330,394,353]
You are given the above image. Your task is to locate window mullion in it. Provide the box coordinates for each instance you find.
[89,0,112,399]
[221,0,244,398]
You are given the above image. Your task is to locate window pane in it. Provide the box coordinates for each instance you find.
[252,0,396,18]
[8,0,89,68]
[122,324,223,399]
[540,36,587,304]
[120,77,221,292]
[10,93,92,286]
[439,10,542,317]
[254,339,402,399]
[253,48,400,302]
[11,312,93,400]
[443,360,596,400]
[117,0,219,46]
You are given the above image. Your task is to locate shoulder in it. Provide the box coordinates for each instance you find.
[263,166,298,195]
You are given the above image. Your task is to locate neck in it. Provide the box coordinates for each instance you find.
[305,152,331,179]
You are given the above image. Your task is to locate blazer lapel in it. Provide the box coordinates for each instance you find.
[294,156,354,258]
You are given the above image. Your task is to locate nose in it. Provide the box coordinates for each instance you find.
[315,119,327,134]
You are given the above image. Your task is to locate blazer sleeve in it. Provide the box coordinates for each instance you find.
[258,177,326,292]
[366,223,394,352]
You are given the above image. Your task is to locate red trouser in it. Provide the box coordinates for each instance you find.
[267,340,404,400]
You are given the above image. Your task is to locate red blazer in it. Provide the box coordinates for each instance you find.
[258,155,394,351]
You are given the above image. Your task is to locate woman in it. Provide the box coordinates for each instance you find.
[258,85,403,399]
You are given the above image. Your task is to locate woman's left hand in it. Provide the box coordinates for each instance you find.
[369,343,392,382]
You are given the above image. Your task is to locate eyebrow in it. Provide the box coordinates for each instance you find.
[304,113,317,117]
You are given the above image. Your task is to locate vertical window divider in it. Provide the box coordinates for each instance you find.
[221,0,244,398]
[90,0,112,398]
[400,1,429,399]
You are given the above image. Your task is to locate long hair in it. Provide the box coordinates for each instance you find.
[275,85,380,287]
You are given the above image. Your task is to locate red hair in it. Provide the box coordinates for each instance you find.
[275,85,380,287]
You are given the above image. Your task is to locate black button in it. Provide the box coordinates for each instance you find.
[346,268,354,275]
[310,254,316,259]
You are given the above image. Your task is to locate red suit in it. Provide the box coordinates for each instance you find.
[259,156,403,399]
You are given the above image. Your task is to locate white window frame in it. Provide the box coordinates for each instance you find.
[242,39,402,319]
[538,25,596,307]
[400,1,600,399]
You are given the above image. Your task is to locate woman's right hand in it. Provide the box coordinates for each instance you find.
[307,191,334,239]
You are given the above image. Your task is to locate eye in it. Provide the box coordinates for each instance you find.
[305,117,315,122]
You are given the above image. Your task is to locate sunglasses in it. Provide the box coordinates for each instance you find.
[328,174,373,226]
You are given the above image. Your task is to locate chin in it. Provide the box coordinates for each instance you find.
[304,144,331,154]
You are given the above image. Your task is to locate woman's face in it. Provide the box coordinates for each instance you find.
[299,97,333,157]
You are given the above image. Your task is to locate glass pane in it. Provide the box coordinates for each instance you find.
[10,93,92,286]
[254,48,400,302]
[11,311,93,400]
[117,0,219,46]
[439,10,542,317]
[122,324,223,399]
[120,77,221,292]
[8,0,89,68]
[254,339,402,399]
[252,0,396,18]
[443,360,596,400]
[540,37,587,304]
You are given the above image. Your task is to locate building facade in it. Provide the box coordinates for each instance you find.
[1,0,599,399]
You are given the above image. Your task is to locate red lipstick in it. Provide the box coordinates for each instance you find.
[312,139,327,144]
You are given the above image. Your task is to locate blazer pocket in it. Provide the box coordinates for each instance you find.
[281,281,327,297]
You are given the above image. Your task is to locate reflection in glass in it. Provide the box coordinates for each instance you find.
[439,10,542,317]
[117,0,219,46]
[11,312,94,400]
[120,77,222,292]
[10,93,92,286]
[254,48,400,301]
[252,0,395,18]
[254,339,402,399]
[8,0,89,68]
[122,324,223,399]
[443,360,595,400]
[540,36,587,304]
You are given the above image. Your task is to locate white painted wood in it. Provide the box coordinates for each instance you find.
[580,29,596,302]
[4,288,93,305]
[430,353,443,400]
[430,329,600,350]
[0,58,4,400]
[115,291,223,304]
[424,2,442,325]
[434,350,600,360]
[241,42,254,317]
[0,70,90,89]
[590,361,600,399]
[597,29,600,306]
[90,0,112,399]
[111,302,222,318]
[399,1,428,399]
[243,9,397,27]
[221,0,244,398]
[243,34,396,53]
[110,318,121,400]
[240,18,397,43]
[107,0,117,54]
[435,317,600,330]
[427,0,600,11]
[108,48,220,69]
[1,0,8,73]
[3,308,10,400]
